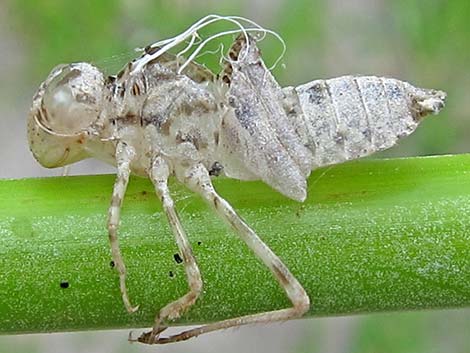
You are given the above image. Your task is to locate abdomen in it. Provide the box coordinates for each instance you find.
[286,75,445,168]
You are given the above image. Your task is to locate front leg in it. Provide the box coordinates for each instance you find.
[108,141,138,313]
[136,156,203,344]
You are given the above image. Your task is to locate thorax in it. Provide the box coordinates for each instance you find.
[95,65,224,177]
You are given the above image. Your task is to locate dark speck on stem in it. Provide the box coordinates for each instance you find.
[173,253,183,264]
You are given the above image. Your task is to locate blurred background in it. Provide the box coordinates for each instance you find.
[1,0,469,352]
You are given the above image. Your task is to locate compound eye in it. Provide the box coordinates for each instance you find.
[41,64,103,135]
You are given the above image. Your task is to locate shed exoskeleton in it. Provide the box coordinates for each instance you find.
[28,15,446,345]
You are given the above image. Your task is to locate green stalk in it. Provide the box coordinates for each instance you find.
[0,154,469,334]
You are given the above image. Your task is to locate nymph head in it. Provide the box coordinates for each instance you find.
[28,62,105,167]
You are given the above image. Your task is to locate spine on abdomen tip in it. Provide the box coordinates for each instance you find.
[287,75,444,168]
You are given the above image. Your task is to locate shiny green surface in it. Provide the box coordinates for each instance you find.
[0,154,469,334]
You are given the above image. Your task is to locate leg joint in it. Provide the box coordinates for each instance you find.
[108,223,118,235]
[294,292,310,315]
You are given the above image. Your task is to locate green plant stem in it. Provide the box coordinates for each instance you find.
[0,154,469,334]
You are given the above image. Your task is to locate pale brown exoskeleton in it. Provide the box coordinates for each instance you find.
[28,15,447,344]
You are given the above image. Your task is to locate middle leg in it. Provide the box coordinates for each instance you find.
[137,156,203,344]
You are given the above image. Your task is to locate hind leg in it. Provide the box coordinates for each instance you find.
[143,163,310,344]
